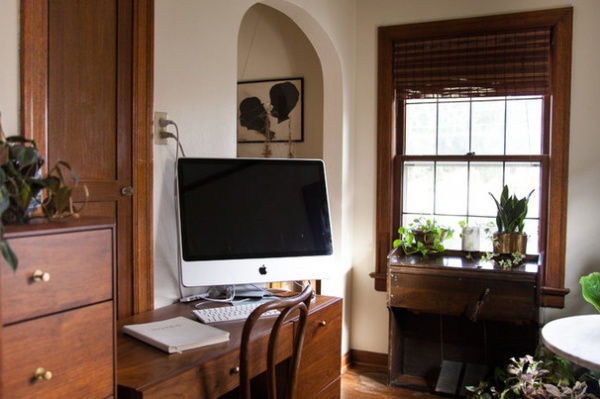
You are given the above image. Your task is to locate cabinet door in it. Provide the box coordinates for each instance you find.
[297,298,342,398]
[21,0,153,319]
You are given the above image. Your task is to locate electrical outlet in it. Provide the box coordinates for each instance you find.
[154,111,168,145]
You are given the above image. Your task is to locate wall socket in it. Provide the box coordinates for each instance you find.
[154,111,168,145]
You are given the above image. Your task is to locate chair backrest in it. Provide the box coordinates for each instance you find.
[239,284,314,399]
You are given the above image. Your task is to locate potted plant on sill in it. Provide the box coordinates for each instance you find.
[489,185,533,258]
[0,114,87,271]
[393,217,453,257]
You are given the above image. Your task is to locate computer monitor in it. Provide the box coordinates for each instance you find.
[176,157,334,288]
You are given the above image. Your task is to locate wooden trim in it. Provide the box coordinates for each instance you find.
[20,0,48,162]
[540,8,572,308]
[347,349,388,372]
[131,0,155,314]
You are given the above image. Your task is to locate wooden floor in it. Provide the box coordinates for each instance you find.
[341,366,442,399]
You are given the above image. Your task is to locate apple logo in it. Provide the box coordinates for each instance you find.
[259,265,267,275]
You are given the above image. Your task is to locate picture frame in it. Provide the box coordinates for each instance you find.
[237,78,303,143]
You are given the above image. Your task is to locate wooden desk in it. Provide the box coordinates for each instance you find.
[117,295,342,399]
[542,315,600,372]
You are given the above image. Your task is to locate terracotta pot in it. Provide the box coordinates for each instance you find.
[493,232,527,255]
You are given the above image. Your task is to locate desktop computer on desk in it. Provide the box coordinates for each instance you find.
[117,158,342,398]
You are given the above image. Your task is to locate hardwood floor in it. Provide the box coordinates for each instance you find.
[341,366,441,399]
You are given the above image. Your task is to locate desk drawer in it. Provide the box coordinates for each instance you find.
[389,271,537,322]
[2,301,114,399]
[1,228,113,324]
[297,298,342,398]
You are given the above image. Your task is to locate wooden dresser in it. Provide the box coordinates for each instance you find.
[0,218,116,398]
[387,250,539,392]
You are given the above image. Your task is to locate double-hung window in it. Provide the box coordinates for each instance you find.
[373,8,573,308]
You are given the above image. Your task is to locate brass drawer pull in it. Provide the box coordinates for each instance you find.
[34,367,53,381]
[231,366,240,374]
[32,269,51,283]
[319,320,327,327]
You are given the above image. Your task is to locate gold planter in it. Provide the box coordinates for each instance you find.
[493,232,527,255]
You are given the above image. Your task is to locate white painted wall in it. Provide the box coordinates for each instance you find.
[0,0,19,136]
[2,0,598,359]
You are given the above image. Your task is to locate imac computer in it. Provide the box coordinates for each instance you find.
[176,157,334,289]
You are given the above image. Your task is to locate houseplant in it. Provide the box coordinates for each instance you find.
[0,114,87,271]
[466,347,598,398]
[393,217,453,257]
[580,272,600,313]
[489,185,534,256]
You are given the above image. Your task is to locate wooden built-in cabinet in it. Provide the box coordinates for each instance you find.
[387,250,539,391]
[0,218,116,398]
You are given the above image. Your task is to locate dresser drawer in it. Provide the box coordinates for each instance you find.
[1,228,113,325]
[389,270,537,322]
[1,301,114,399]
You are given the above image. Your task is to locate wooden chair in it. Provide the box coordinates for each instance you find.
[239,284,314,399]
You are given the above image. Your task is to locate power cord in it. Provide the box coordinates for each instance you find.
[159,118,186,157]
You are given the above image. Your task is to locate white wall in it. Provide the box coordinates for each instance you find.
[0,0,19,136]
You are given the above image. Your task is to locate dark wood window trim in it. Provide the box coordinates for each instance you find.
[20,0,155,315]
[371,8,572,308]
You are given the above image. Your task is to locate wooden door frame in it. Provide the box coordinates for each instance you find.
[20,0,155,315]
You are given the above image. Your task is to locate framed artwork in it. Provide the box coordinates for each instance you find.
[237,78,303,143]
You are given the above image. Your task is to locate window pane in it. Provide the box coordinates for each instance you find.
[468,162,504,217]
[405,102,436,155]
[506,98,543,155]
[438,101,470,155]
[471,99,505,155]
[504,163,541,219]
[435,162,467,215]
[403,162,434,214]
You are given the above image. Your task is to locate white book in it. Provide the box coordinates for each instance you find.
[123,316,230,354]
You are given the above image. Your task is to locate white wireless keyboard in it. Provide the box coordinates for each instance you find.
[193,302,280,324]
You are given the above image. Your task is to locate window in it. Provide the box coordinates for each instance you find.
[402,96,544,254]
[373,8,573,308]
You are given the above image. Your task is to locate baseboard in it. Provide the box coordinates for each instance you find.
[344,349,388,373]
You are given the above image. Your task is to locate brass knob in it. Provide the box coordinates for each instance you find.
[319,320,327,327]
[34,367,52,381]
[231,366,240,374]
[32,269,50,283]
[121,186,134,196]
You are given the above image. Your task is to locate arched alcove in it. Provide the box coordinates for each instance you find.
[237,4,323,159]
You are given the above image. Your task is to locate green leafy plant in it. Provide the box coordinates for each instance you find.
[0,115,87,271]
[489,185,534,234]
[467,347,598,399]
[580,272,600,313]
[393,217,453,257]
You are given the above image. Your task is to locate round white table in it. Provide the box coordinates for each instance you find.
[541,314,600,371]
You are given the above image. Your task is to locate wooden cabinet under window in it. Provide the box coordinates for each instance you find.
[1,218,116,398]
[387,250,539,392]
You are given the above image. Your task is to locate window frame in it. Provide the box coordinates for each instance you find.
[372,8,573,308]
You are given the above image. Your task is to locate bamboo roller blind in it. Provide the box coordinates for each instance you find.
[393,28,552,99]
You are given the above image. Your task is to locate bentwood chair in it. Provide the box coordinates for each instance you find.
[239,284,314,399]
